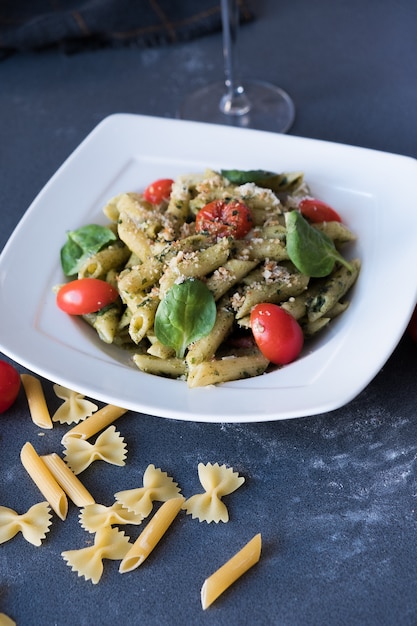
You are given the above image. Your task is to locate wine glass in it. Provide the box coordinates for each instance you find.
[178,0,295,133]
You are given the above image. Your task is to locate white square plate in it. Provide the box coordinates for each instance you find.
[1,114,417,422]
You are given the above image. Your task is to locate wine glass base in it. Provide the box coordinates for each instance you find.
[178,79,295,134]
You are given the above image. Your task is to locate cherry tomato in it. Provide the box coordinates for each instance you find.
[299,198,342,223]
[0,360,21,413]
[250,303,304,365]
[57,278,119,315]
[195,199,253,239]
[143,178,174,204]
[407,304,417,344]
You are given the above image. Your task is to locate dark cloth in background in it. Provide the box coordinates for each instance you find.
[0,0,254,59]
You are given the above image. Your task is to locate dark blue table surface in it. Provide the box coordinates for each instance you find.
[1,1,417,624]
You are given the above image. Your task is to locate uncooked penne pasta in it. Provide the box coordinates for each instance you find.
[201,533,262,610]
[21,374,53,429]
[41,453,95,507]
[61,404,127,444]
[20,442,68,520]
[119,496,185,573]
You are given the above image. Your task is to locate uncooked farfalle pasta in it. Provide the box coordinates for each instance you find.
[0,502,52,546]
[115,464,181,517]
[52,384,98,425]
[79,502,144,533]
[183,462,245,523]
[61,526,131,584]
[63,425,127,474]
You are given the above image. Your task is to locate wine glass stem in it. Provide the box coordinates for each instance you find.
[219,0,251,116]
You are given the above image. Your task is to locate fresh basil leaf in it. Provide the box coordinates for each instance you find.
[154,279,217,359]
[221,169,304,192]
[60,224,116,276]
[285,211,353,278]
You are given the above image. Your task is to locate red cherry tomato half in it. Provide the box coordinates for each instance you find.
[407,304,417,344]
[299,198,342,223]
[143,178,174,204]
[250,303,304,365]
[57,278,119,315]
[0,360,21,413]
[195,199,253,239]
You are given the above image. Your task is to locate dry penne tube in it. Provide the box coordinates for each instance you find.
[20,374,53,429]
[61,404,127,444]
[41,453,95,507]
[119,496,185,573]
[0,613,16,626]
[20,442,68,520]
[201,533,262,610]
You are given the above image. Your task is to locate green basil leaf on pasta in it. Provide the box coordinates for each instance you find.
[60,224,117,276]
[154,279,217,359]
[221,169,304,192]
[285,210,353,278]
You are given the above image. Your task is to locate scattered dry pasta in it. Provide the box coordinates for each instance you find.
[20,442,68,520]
[119,496,185,573]
[41,453,95,507]
[62,526,131,584]
[0,502,52,546]
[21,374,53,429]
[115,464,181,517]
[0,613,16,626]
[61,404,127,444]
[52,384,98,425]
[79,502,144,533]
[183,463,245,523]
[63,425,127,474]
[5,373,258,606]
[201,533,262,609]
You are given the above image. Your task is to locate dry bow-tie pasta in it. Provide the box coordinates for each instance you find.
[0,502,52,546]
[183,463,245,523]
[52,384,98,425]
[62,526,131,584]
[79,502,144,533]
[63,425,127,474]
[115,464,181,517]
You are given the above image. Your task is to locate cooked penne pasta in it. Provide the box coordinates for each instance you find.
[20,442,68,520]
[21,374,53,429]
[306,258,361,322]
[41,453,95,507]
[187,352,269,388]
[132,354,187,378]
[201,533,262,609]
[186,303,235,367]
[119,496,185,572]
[78,243,130,279]
[57,168,360,387]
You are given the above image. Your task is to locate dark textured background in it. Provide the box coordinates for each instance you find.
[1,1,417,624]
